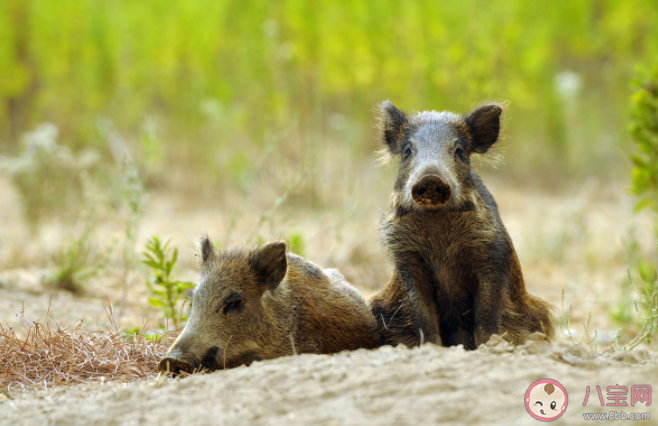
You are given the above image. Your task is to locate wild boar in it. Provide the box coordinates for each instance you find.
[159,236,380,374]
[370,101,555,349]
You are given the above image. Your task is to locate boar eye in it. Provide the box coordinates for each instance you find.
[403,146,412,159]
[455,147,465,157]
[222,299,243,315]
[550,401,556,410]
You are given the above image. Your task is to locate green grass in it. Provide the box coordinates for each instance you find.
[614,268,658,350]
[47,212,108,293]
[630,63,658,215]
[0,123,99,228]
[1,1,657,186]
[142,235,195,329]
[611,61,658,349]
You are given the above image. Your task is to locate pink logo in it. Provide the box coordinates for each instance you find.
[582,384,651,407]
[525,379,568,421]
[631,385,652,407]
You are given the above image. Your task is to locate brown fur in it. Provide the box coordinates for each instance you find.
[370,101,554,349]
[159,238,380,374]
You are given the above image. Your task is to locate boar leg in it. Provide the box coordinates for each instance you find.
[398,258,442,346]
[473,274,505,347]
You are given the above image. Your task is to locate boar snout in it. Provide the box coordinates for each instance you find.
[411,175,451,208]
[158,354,196,375]
[158,342,201,375]
[159,345,222,375]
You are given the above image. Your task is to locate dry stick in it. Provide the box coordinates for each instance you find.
[380,314,388,330]
[104,299,118,333]
[66,344,75,383]
[19,320,34,353]
[288,334,298,356]
[289,334,308,373]
[388,302,404,328]
[45,297,52,324]
[223,335,234,370]
[177,299,188,330]
[18,301,35,331]
[155,369,167,387]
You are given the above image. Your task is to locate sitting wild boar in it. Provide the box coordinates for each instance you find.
[370,101,555,349]
[159,236,380,374]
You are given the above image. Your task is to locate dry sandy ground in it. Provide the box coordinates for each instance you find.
[0,176,653,340]
[2,337,657,426]
[1,176,657,425]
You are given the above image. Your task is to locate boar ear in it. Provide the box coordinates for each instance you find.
[464,104,502,154]
[378,101,408,155]
[198,234,215,264]
[250,241,288,291]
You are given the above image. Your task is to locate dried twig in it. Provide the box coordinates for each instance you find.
[380,314,388,330]
[388,302,404,328]
[223,335,234,370]
[0,311,177,389]
[289,334,298,356]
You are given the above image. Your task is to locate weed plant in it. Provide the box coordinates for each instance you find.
[630,63,658,216]
[142,235,195,330]
[614,62,658,348]
[0,123,98,230]
[614,269,658,350]
[119,157,144,315]
[47,211,109,293]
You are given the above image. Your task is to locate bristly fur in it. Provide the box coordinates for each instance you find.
[374,100,508,168]
[468,100,509,169]
[161,236,381,374]
[374,101,401,166]
[370,100,554,349]
[196,233,215,267]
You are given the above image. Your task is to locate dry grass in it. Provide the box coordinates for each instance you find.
[0,304,175,390]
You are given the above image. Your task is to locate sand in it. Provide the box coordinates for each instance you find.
[2,335,657,426]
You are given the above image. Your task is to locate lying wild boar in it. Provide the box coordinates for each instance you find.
[370,101,555,349]
[159,236,380,374]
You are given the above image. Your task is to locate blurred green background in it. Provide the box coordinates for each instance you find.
[1,0,658,189]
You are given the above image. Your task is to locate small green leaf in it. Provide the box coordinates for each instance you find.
[142,260,164,270]
[148,297,165,307]
[178,281,196,290]
[634,198,654,212]
[143,235,194,329]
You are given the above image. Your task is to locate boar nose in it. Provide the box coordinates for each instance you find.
[411,175,451,207]
[159,355,195,375]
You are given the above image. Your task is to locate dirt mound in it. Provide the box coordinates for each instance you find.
[2,337,657,426]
